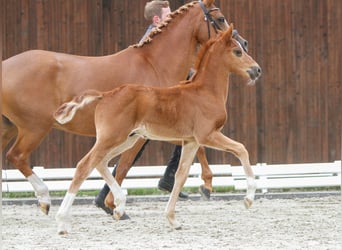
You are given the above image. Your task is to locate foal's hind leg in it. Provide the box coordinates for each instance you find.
[5,128,51,214]
[165,141,199,229]
[201,131,256,208]
[104,138,148,210]
[196,146,213,200]
[56,142,128,234]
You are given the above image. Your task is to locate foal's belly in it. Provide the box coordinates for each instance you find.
[130,124,194,142]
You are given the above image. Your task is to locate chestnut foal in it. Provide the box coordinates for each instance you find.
[54,25,261,233]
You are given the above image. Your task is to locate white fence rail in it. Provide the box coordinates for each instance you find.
[2,161,341,194]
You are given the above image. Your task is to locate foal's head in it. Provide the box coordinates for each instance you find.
[196,24,262,85]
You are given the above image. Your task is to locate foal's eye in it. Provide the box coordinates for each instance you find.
[217,17,225,23]
[233,49,242,57]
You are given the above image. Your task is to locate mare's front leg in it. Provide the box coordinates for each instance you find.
[165,141,199,229]
[196,146,213,200]
[201,131,256,208]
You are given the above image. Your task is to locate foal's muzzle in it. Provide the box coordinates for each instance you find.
[247,66,262,80]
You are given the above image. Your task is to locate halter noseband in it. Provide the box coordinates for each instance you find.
[198,0,221,39]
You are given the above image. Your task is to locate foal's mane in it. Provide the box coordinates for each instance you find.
[193,35,220,70]
[131,1,197,48]
[176,38,218,85]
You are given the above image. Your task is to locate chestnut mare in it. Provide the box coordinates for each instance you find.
[2,0,246,214]
[54,25,261,233]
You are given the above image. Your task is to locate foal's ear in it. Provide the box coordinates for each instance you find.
[203,0,215,7]
[223,23,234,43]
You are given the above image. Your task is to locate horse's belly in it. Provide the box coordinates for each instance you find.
[131,124,193,142]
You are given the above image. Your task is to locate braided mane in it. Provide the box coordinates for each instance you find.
[130,1,197,48]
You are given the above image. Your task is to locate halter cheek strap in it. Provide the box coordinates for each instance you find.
[198,0,221,39]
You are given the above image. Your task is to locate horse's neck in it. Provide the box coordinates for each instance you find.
[135,11,199,85]
[194,61,230,102]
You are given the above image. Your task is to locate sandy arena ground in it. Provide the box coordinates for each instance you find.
[2,195,342,250]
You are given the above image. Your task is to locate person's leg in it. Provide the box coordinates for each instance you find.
[158,145,188,199]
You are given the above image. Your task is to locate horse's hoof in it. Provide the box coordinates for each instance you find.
[58,230,68,235]
[244,197,253,209]
[199,185,211,201]
[113,211,129,220]
[119,212,130,220]
[94,198,114,215]
[39,202,50,215]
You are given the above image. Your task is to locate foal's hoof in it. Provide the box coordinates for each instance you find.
[58,230,68,235]
[167,219,182,230]
[199,185,211,201]
[113,212,130,220]
[39,202,50,215]
[244,197,253,209]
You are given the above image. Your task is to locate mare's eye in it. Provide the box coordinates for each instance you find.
[233,49,242,57]
[217,17,225,23]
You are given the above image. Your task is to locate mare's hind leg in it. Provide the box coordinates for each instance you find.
[165,141,199,229]
[2,116,18,149]
[201,131,256,208]
[196,146,213,200]
[5,128,51,214]
[104,138,148,210]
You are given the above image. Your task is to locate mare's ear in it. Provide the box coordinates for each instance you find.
[203,0,215,7]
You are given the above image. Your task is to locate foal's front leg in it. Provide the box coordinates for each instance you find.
[165,141,199,229]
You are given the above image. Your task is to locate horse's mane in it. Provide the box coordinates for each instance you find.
[193,36,218,70]
[130,1,197,48]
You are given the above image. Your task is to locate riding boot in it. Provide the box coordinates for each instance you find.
[158,145,189,199]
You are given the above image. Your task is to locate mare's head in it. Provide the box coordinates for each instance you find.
[136,0,248,52]
[194,0,248,51]
[195,24,261,85]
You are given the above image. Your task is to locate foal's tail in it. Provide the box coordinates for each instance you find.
[54,89,103,124]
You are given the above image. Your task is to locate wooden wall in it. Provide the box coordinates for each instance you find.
[2,0,341,169]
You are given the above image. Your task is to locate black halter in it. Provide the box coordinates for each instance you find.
[198,0,221,39]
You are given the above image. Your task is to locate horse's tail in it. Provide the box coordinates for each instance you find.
[54,89,103,124]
